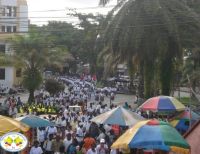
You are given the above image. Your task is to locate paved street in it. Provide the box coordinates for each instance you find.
[0,92,137,109]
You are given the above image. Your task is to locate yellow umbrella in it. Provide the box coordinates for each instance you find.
[0,115,30,136]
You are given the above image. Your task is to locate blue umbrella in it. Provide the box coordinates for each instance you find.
[16,115,54,128]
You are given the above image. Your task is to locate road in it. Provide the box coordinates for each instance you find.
[1,87,194,108]
[0,92,137,108]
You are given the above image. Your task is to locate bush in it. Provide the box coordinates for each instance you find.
[45,79,65,95]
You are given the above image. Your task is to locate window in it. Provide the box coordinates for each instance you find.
[1,26,17,33]
[6,26,12,33]
[1,26,5,32]
[6,6,12,16]
[13,26,17,32]
[12,7,17,17]
[0,45,6,53]
[1,6,16,17]
[2,7,6,16]
[0,69,5,80]
[16,68,22,77]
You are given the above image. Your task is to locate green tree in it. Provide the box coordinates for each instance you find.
[99,0,200,98]
[182,48,200,94]
[35,21,82,74]
[12,29,68,103]
[72,13,106,75]
[45,79,65,95]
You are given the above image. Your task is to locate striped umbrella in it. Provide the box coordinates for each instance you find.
[170,109,200,132]
[112,119,190,154]
[16,115,54,128]
[91,106,144,126]
[139,96,185,112]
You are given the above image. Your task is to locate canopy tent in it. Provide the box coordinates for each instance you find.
[91,106,144,126]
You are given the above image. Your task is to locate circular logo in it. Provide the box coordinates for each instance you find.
[0,132,28,152]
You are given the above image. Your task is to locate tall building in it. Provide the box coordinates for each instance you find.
[0,0,28,89]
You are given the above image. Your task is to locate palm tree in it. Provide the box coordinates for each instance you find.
[99,0,200,98]
[12,31,68,103]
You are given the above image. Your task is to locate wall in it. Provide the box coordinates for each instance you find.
[0,0,28,88]
[18,5,28,32]
[0,67,14,88]
[185,123,200,154]
[1,0,17,6]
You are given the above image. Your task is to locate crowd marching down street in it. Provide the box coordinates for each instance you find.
[1,76,192,154]
[1,76,127,154]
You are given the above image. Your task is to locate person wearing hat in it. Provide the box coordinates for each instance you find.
[96,139,108,154]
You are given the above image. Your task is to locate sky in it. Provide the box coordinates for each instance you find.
[27,0,117,25]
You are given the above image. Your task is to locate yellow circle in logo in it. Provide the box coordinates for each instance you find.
[0,132,28,152]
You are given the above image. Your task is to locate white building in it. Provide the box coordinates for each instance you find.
[0,0,28,89]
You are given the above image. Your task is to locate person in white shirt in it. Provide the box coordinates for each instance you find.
[43,134,54,154]
[76,124,84,143]
[84,121,91,132]
[96,139,108,154]
[37,127,45,147]
[97,130,106,141]
[61,117,66,127]
[30,141,43,154]
[63,133,72,152]
[55,115,62,126]
[87,143,97,154]
[46,126,57,139]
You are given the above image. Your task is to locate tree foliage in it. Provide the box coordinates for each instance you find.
[99,0,200,98]
[36,15,106,77]
[11,28,69,102]
[45,79,65,95]
[23,67,42,103]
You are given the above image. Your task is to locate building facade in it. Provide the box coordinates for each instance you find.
[0,0,28,89]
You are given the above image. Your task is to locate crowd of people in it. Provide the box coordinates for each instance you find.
[1,76,117,118]
[27,77,126,154]
[1,77,128,154]
[1,76,185,154]
[31,111,123,154]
